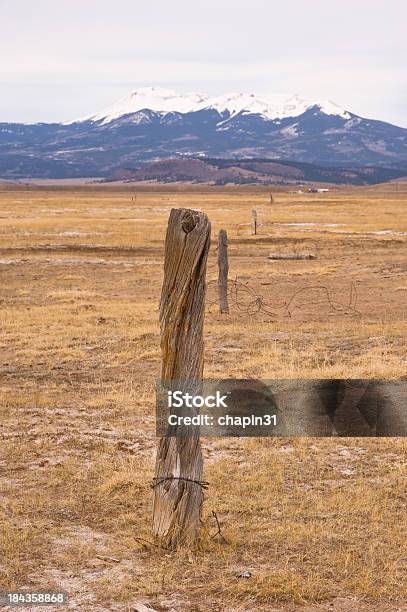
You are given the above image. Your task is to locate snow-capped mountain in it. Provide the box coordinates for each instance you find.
[1,86,406,180]
[73,87,207,124]
[70,86,351,125]
[197,92,350,121]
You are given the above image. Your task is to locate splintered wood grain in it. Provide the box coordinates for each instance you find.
[153,208,211,547]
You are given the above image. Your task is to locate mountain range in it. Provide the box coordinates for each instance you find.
[1,86,406,182]
[110,157,407,186]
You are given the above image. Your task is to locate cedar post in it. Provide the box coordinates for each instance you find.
[153,208,211,548]
[217,229,229,314]
[252,209,257,235]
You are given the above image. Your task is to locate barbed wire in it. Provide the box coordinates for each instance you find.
[206,276,360,320]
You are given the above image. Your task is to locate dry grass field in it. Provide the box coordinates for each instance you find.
[0,182,406,611]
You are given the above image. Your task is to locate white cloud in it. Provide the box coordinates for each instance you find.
[0,0,406,126]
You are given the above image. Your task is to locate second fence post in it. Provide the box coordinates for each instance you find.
[252,209,257,235]
[217,229,229,314]
[153,208,211,548]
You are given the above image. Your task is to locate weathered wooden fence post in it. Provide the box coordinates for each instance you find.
[217,229,229,314]
[153,208,211,548]
[252,209,257,235]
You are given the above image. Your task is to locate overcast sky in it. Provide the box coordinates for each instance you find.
[1,0,406,126]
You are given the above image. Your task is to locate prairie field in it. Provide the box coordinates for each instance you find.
[0,182,406,611]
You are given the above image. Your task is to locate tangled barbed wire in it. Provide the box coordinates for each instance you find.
[206,276,360,320]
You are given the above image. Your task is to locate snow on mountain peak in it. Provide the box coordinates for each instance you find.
[312,99,351,119]
[68,87,350,124]
[196,92,280,117]
[74,87,207,124]
[198,92,350,121]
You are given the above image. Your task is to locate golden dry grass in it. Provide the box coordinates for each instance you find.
[0,183,406,611]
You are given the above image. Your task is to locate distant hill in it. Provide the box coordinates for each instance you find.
[109,157,407,186]
[1,87,406,179]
